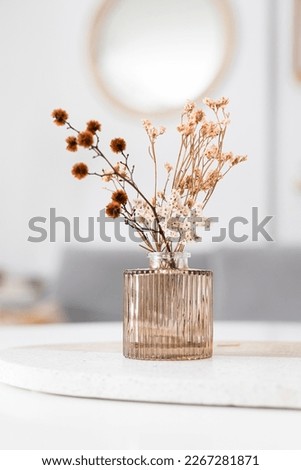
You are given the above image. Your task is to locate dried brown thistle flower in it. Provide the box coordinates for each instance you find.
[86,120,101,134]
[78,131,94,148]
[52,108,68,126]
[110,138,126,154]
[106,201,121,218]
[112,189,128,205]
[71,162,88,179]
[66,136,78,152]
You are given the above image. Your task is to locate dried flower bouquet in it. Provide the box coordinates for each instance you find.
[52,97,246,253]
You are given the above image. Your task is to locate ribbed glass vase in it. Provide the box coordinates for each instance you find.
[123,252,213,360]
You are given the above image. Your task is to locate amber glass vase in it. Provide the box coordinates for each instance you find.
[123,252,213,360]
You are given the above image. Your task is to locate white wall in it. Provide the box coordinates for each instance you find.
[0,0,273,277]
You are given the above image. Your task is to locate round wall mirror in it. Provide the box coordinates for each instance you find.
[90,0,234,116]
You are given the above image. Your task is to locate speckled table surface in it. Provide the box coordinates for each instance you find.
[0,339,301,409]
[0,322,300,450]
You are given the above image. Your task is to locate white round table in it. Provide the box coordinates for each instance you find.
[0,321,300,450]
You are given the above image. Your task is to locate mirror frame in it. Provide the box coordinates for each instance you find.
[89,0,235,117]
[294,0,301,80]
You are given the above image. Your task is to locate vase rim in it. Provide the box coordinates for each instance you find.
[147,252,191,259]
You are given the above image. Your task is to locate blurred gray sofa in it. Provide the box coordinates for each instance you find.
[55,246,301,322]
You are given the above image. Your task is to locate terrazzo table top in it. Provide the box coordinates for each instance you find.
[0,340,301,408]
[0,321,300,450]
